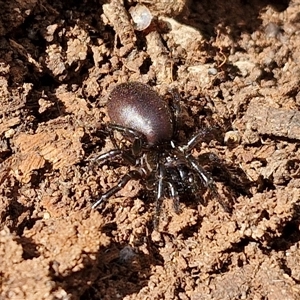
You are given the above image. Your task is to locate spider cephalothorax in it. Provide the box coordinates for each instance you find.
[92,82,227,222]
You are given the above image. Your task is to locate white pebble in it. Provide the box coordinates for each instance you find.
[129,4,152,31]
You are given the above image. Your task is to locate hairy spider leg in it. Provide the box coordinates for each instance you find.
[91,125,149,209]
[108,124,145,155]
[186,154,231,212]
[91,123,149,166]
[166,181,180,213]
[153,160,181,227]
[92,148,137,166]
[205,152,251,196]
[92,149,122,163]
[165,163,192,212]
[153,163,166,228]
[180,128,212,153]
[92,170,141,209]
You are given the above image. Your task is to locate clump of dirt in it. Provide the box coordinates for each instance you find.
[1,0,300,299]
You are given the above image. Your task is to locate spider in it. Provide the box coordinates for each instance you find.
[92,82,228,222]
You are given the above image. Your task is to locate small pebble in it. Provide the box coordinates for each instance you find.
[5,128,15,139]
[265,22,282,39]
[224,130,241,145]
[129,4,152,31]
[208,67,218,75]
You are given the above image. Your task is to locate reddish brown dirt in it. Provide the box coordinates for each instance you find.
[1,0,300,299]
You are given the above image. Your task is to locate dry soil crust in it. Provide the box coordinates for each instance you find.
[1,0,300,299]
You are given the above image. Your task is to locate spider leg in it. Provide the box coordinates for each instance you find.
[92,149,122,162]
[153,163,166,228]
[166,181,180,213]
[92,170,141,209]
[108,124,146,155]
[91,124,146,165]
[203,152,252,196]
[187,154,231,212]
[153,163,181,227]
[164,166,183,213]
[180,128,211,153]
[108,124,145,140]
[91,125,147,209]
[91,149,136,166]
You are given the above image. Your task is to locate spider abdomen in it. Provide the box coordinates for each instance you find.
[107,82,173,146]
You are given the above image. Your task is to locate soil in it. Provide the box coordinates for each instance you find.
[0,0,300,299]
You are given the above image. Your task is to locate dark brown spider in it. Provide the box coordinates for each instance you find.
[92,82,229,222]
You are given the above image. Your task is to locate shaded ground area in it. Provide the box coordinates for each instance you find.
[1,0,300,299]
